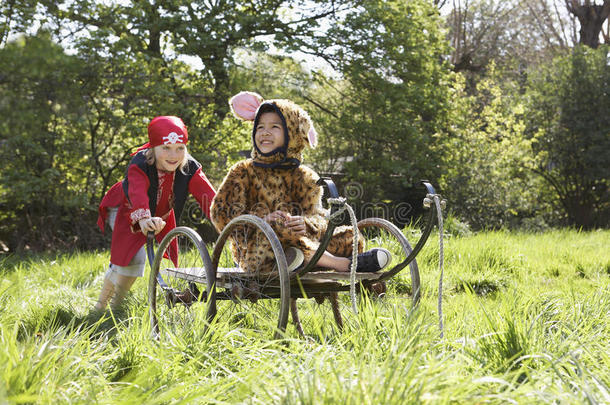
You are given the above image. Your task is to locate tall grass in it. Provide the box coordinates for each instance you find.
[0,229,608,403]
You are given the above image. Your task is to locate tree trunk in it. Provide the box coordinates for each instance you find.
[145,2,161,55]
[566,196,595,228]
[566,0,610,48]
[206,49,231,121]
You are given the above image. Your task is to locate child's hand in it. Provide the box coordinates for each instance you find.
[284,215,306,235]
[138,217,166,235]
[263,211,289,225]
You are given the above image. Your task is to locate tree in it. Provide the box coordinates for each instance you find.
[0,0,343,251]
[566,0,610,47]
[0,0,43,46]
[0,34,94,249]
[0,27,219,250]
[45,0,337,123]
[41,0,343,183]
[304,0,455,221]
[444,0,578,81]
[446,0,520,73]
[525,46,609,227]
[439,66,544,229]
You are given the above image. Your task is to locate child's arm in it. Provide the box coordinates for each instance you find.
[123,163,168,234]
[294,167,328,237]
[188,167,217,219]
[210,162,249,232]
[124,164,157,233]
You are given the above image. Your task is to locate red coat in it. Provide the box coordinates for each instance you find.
[97,152,216,266]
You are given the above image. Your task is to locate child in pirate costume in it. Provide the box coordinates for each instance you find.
[210,92,391,274]
[95,116,216,310]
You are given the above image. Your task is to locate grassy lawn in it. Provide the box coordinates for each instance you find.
[0,229,608,404]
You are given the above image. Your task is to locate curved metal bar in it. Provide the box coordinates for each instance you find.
[316,177,347,227]
[210,214,290,337]
[294,178,342,276]
[148,227,216,334]
[296,179,440,280]
[211,215,288,277]
[146,232,170,290]
[319,177,340,199]
[376,180,438,283]
[355,217,420,304]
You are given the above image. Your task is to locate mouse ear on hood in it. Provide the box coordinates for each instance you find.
[229,91,263,121]
[307,125,318,148]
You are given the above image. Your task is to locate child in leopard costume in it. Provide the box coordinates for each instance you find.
[210,92,390,274]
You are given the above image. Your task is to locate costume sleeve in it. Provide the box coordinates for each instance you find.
[188,167,217,220]
[210,162,249,233]
[295,167,328,237]
[97,181,125,232]
[125,164,152,225]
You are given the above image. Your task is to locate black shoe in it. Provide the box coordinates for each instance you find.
[352,248,392,273]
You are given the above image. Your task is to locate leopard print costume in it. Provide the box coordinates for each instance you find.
[210,92,362,273]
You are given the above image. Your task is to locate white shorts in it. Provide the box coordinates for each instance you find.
[106,207,146,283]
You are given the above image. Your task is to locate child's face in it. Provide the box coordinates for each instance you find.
[154,143,186,171]
[255,111,285,154]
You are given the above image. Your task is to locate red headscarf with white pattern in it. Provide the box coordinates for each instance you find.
[132,116,189,155]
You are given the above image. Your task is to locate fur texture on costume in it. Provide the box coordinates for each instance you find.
[211,92,360,273]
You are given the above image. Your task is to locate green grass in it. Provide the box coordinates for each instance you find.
[0,229,608,404]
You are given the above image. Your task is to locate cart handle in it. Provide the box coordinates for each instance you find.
[377,180,441,282]
[146,232,170,290]
[294,178,343,276]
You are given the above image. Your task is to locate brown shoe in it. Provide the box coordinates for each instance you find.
[273,247,304,272]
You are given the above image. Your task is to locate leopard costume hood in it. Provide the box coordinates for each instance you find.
[229,91,318,169]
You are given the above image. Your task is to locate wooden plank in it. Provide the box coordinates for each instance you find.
[161,267,206,283]
[298,271,382,281]
[161,267,382,283]
[217,267,246,274]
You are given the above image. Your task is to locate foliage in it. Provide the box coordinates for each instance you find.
[0,0,45,46]
[524,45,610,227]
[0,31,217,250]
[0,33,94,250]
[308,0,455,214]
[0,230,608,402]
[440,65,554,230]
[48,0,336,119]
[0,0,346,252]
[0,0,607,254]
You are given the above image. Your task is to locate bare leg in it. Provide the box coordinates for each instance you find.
[94,276,115,311]
[94,273,137,311]
[96,209,143,311]
[110,275,137,309]
[311,251,351,272]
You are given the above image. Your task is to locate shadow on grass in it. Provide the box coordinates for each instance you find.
[17,304,134,341]
[454,279,504,297]
[0,252,61,276]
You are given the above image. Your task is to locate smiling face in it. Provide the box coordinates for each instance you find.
[154,143,186,171]
[254,111,285,155]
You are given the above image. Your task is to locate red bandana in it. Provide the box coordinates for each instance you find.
[132,116,189,155]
